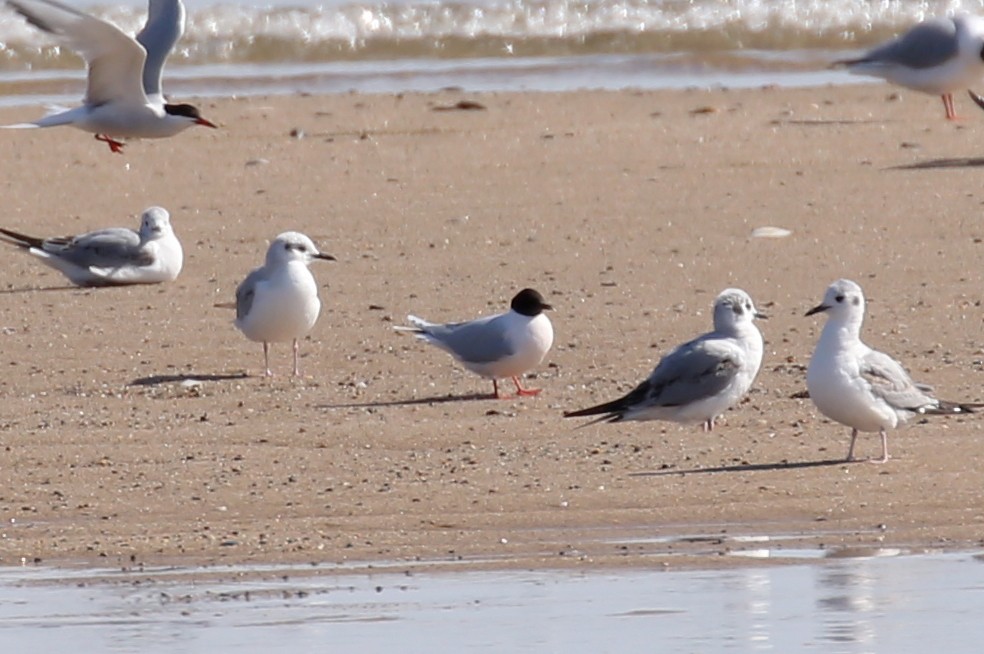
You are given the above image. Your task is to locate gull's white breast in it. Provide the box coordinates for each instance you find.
[807,336,899,433]
[237,262,321,343]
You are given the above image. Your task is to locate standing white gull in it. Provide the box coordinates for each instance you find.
[806,279,981,464]
[0,206,182,286]
[2,0,216,152]
[233,232,335,377]
[834,14,984,120]
[565,289,764,430]
[394,288,554,399]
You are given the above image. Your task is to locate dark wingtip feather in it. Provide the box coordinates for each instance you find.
[563,404,621,419]
[0,227,43,249]
[968,90,984,112]
[563,399,632,426]
[564,380,651,424]
[925,400,984,415]
[562,410,623,429]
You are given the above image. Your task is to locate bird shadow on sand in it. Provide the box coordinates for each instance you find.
[0,284,88,294]
[888,157,984,171]
[129,373,250,386]
[319,392,495,410]
[629,458,849,477]
[771,119,886,127]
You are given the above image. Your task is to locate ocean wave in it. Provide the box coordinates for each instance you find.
[0,0,976,68]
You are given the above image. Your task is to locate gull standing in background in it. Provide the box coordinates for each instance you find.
[806,279,981,464]
[2,0,217,152]
[565,289,764,429]
[0,206,182,286]
[833,14,984,120]
[232,232,335,377]
[394,288,554,399]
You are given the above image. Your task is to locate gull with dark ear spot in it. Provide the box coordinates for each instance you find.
[232,232,335,377]
[806,279,982,464]
[2,0,217,153]
[0,206,182,286]
[565,289,765,430]
[394,288,554,399]
[832,14,984,121]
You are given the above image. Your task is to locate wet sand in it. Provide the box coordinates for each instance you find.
[1,85,984,572]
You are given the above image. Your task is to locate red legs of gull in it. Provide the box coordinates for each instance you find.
[95,134,125,153]
[512,376,542,397]
[942,93,959,121]
[491,377,543,399]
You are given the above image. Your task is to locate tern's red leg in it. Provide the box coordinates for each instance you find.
[942,93,957,120]
[512,376,542,397]
[95,134,126,153]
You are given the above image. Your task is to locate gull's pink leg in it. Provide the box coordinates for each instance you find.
[867,429,890,465]
[95,134,125,153]
[942,93,958,120]
[292,338,301,377]
[512,376,542,397]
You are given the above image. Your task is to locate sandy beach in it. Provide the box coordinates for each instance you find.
[1,84,983,572]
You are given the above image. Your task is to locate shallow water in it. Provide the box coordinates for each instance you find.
[0,54,864,108]
[2,550,983,652]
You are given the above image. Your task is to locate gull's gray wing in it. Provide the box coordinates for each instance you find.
[235,266,265,321]
[642,337,742,407]
[44,227,152,268]
[565,336,741,421]
[855,18,959,70]
[415,314,514,364]
[859,349,938,411]
[136,0,185,102]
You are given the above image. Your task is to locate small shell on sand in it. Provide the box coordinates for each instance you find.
[751,226,792,239]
